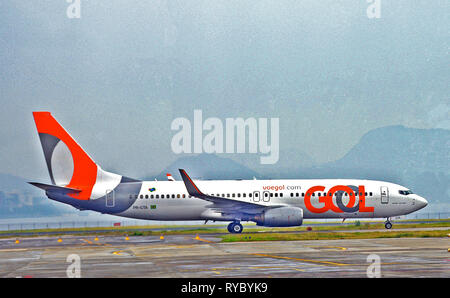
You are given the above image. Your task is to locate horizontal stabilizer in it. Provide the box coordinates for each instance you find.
[28,182,82,194]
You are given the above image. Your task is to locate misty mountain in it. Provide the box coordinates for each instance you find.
[155,154,259,181]
[291,126,450,205]
[332,125,449,173]
[329,125,450,205]
[230,148,316,177]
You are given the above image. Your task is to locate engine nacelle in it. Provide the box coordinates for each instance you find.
[254,207,303,227]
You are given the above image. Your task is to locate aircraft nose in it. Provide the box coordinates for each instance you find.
[415,196,428,210]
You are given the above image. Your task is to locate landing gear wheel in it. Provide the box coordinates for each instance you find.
[232,223,243,233]
[385,221,392,229]
[228,222,243,233]
[227,223,233,233]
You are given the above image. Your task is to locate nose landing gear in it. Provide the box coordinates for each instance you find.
[384,218,393,229]
[227,221,243,233]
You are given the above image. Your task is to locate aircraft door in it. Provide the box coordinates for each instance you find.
[263,191,270,202]
[106,189,115,207]
[253,191,260,202]
[380,186,389,204]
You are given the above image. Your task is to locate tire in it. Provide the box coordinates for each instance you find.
[232,223,243,234]
[385,222,392,229]
[227,223,233,233]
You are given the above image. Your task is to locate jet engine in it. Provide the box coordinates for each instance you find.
[254,207,303,227]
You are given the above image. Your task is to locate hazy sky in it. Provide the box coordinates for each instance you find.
[0,0,448,181]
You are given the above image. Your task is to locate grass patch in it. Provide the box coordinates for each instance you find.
[1,220,449,239]
[221,229,450,242]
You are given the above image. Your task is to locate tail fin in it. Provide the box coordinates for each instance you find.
[32,112,121,200]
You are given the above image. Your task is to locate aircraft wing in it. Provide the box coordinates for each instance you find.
[178,169,280,215]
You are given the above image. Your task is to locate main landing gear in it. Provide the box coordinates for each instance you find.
[384,218,393,229]
[227,221,243,233]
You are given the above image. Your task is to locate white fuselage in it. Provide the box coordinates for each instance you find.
[116,179,427,221]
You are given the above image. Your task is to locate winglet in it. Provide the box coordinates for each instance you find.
[179,169,204,197]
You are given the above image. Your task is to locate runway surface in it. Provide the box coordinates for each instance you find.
[0,234,449,278]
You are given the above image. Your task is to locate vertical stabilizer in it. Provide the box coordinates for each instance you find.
[32,112,120,200]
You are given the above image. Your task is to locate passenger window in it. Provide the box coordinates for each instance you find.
[140,194,143,199]
[270,193,273,197]
[243,193,246,198]
[156,195,159,199]
[150,195,154,199]
[275,193,278,197]
[280,193,283,197]
[249,193,252,197]
[177,194,180,198]
[145,195,148,199]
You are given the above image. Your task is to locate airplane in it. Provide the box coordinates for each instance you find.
[166,173,175,181]
[29,112,428,233]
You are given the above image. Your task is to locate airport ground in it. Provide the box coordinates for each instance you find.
[0,221,449,278]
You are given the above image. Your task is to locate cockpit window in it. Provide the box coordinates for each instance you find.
[399,190,413,195]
